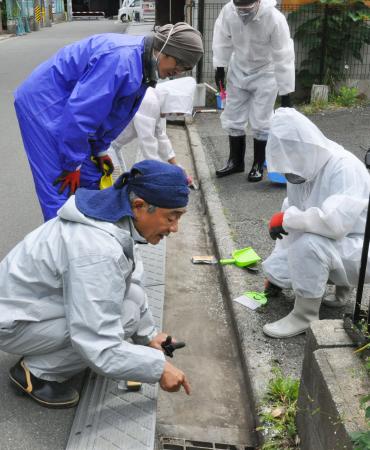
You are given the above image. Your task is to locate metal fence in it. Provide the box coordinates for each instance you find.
[196,2,370,87]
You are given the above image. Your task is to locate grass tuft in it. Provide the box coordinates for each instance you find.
[257,367,300,450]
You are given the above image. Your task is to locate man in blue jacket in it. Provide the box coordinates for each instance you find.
[14,23,203,221]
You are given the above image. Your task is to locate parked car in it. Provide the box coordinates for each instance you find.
[118,0,142,23]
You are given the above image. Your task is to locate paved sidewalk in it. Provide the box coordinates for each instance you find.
[188,106,370,405]
[67,242,167,450]
[0,34,15,43]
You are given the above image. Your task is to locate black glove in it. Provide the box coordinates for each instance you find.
[269,225,288,240]
[269,212,289,240]
[215,67,225,91]
[280,94,292,108]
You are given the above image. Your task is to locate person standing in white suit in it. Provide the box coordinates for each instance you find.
[213,0,295,182]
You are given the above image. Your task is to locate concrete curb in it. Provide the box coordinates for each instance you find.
[0,34,16,43]
[297,320,368,450]
[186,121,276,437]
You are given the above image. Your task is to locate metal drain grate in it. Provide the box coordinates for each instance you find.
[159,437,255,450]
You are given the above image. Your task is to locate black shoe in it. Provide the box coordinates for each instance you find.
[264,282,283,298]
[216,135,246,178]
[9,359,79,409]
[247,162,264,182]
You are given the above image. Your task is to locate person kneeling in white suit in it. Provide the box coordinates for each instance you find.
[262,108,370,338]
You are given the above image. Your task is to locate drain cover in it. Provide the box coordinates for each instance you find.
[159,437,255,450]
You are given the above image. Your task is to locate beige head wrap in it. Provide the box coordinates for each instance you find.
[153,22,204,69]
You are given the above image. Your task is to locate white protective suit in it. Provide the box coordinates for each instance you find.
[212,0,295,138]
[263,108,370,299]
[0,196,165,383]
[108,77,196,165]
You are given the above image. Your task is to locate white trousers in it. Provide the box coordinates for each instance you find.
[221,72,278,140]
[262,233,366,299]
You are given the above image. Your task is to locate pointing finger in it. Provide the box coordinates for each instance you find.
[182,376,191,395]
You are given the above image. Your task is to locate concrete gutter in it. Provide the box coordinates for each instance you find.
[185,121,276,428]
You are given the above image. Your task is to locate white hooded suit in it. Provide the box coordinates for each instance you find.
[212,0,295,138]
[263,108,370,298]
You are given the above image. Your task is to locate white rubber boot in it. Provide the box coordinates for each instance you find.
[322,285,353,308]
[263,295,321,338]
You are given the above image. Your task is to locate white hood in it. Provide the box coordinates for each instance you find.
[253,0,276,19]
[155,76,196,115]
[266,108,345,181]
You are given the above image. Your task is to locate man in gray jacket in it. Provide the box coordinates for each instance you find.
[0,160,190,408]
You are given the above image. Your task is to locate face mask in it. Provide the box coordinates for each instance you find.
[235,1,259,25]
[285,173,306,184]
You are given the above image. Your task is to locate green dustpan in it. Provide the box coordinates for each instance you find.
[219,247,261,268]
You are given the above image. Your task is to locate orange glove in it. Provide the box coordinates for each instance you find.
[53,170,80,196]
[269,212,288,240]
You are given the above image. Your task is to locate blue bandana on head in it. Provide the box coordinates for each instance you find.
[75,160,190,223]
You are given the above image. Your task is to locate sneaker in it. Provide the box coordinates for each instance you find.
[9,359,79,409]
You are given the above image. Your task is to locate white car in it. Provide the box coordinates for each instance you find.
[118,0,142,23]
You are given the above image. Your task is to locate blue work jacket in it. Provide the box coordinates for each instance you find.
[14,33,156,220]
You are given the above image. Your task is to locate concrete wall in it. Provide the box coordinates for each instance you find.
[297,320,370,450]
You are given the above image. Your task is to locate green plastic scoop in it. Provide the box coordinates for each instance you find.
[220,247,261,268]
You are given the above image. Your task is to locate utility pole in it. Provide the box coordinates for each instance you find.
[196,0,204,83]
[43,0,51,27]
